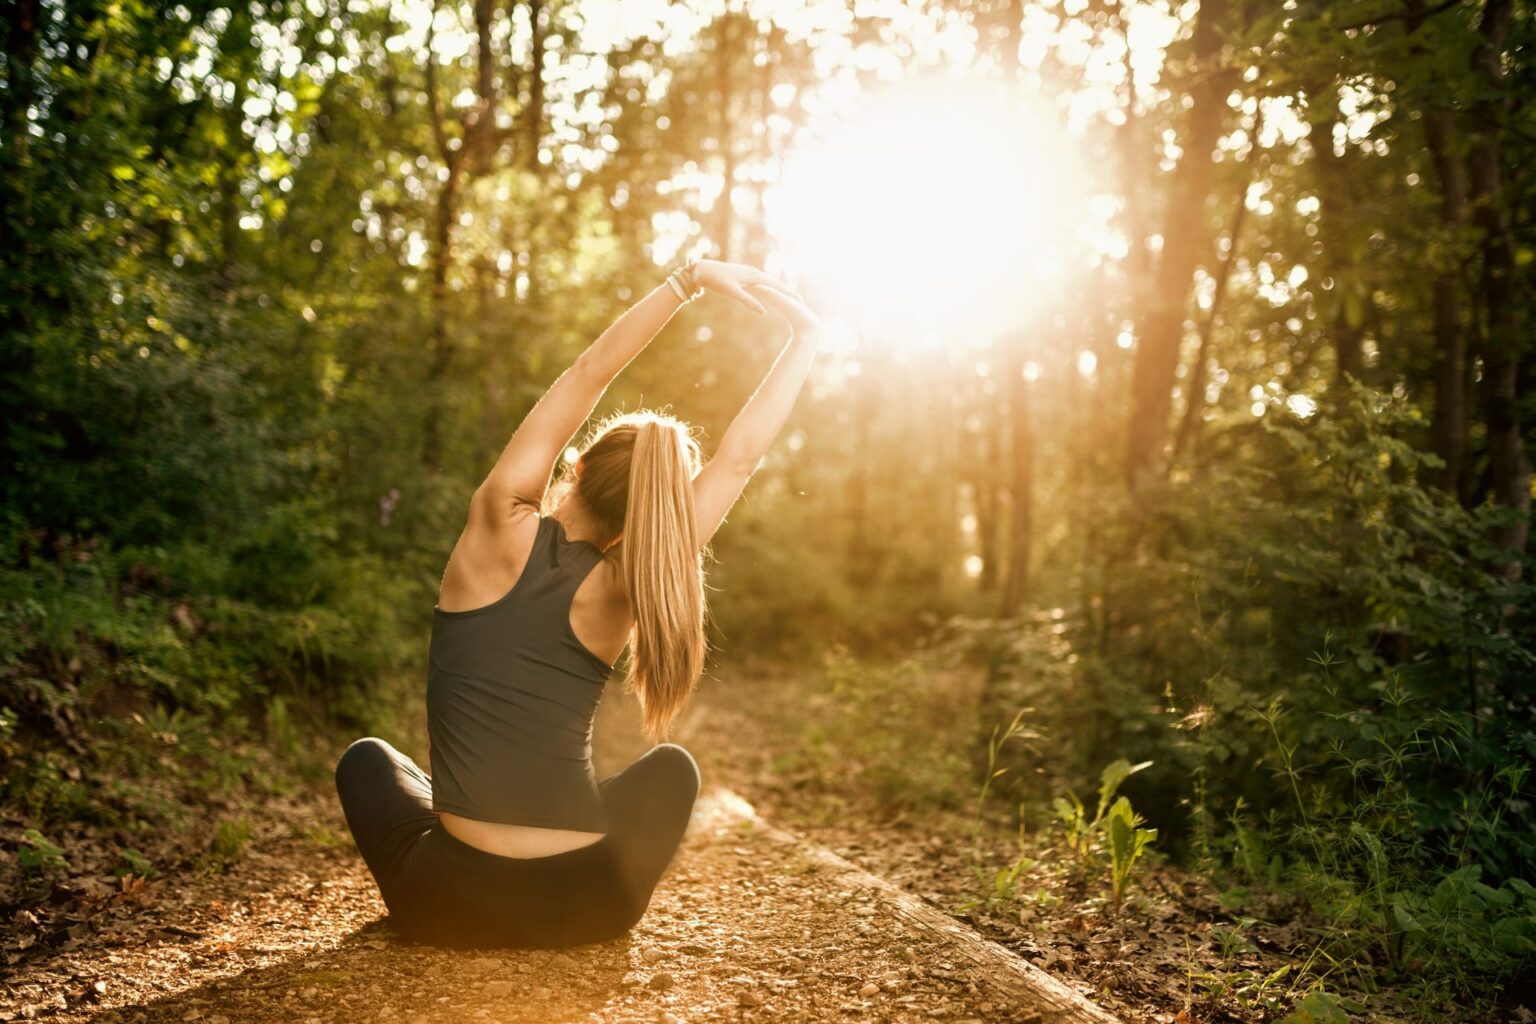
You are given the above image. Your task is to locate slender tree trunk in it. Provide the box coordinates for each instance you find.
[2,0,37,201]
[1467,0,1530,568]
[424,166,462,472]
[524,0,547,166]
[217,10,252,295]
[848,354,874,581]
[1,0,38,299]
[1422,110,1471,499]
[1001,330,1034,616]
[994,0,1034,614]
[1125,0,1230,491]
[712,16,739,259]
[422,0,502,471]
[1172,112,1259,464]
[976,380,1001,593]
[1402,0,1473,499]
[1310,88,1372,388]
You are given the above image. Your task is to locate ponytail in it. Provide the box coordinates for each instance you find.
[622,419,707,740]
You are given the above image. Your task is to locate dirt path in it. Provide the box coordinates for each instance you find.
[2,688,1120,1024]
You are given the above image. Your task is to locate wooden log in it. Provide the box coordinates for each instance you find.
[705,787,1124,1024]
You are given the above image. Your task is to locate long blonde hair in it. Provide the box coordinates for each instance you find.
[565,411,706,739]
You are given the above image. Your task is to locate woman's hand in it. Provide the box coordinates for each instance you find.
[750,285,825,344]
[692,260,797,316]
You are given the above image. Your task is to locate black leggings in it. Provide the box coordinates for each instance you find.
[333,737,700,949]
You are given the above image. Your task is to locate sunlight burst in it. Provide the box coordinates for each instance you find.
[767,77,1087,348]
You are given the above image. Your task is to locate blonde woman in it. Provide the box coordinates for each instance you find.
[334,260,822,948]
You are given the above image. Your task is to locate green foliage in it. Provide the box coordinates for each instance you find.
[1051,758,1152,858]
[1106,796,1158,911]
[16,830,68,876]
[117,847,153,879]
[961,389,1534,1005]
[1278,990,1353,1024]
[207,819,253,874]
[1047,759,1158,907]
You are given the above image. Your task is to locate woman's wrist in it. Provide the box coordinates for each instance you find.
[665,259,703,304]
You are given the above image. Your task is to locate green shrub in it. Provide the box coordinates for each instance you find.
[16,829,69,875]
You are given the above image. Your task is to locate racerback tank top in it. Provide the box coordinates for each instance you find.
[427,514,615,833]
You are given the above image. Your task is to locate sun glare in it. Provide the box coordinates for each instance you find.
[767,77,1087,349]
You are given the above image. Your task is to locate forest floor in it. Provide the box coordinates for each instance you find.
[1,672,1122,1024]
[2,665,1505,1024]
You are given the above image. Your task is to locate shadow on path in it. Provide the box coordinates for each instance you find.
[94,920,634,1024]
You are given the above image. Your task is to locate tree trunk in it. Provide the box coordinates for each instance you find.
[1001,331,1034,616]
[1171,114,1259,465]
[975,380,1002,593]
[524,0,547,166]
[2,0,37,199]
[1125,0,1229,491]
[1,0,38,299]
[1422,110,1471,499]
[423,166,463,471]
[712,16,740,259]
[1467,0,1530,568]
[848,355,874,581]
[217,9,252,295]
[422,0,503,471]
[1403,0,1472,500]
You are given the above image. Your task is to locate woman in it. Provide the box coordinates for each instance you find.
[334,259,823,949]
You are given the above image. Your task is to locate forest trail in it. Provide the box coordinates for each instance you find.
[1,696,1121,1024]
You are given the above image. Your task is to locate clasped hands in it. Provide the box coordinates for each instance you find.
[690,259,824,342]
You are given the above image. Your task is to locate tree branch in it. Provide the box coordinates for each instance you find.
[1336,0,1462,34]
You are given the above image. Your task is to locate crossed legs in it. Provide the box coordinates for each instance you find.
[333,736,700,944]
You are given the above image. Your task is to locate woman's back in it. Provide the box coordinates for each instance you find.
[430,512,626,859]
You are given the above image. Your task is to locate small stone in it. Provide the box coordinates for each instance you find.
[642,947,669,963]
[678,942,711,956]
[484,980,515,998]
[859,982,880,998]
[648,972,675,991]
[657,1013,682,1024]
[737,989,765,1007]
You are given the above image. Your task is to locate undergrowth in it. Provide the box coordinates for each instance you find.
[0,527,427,902]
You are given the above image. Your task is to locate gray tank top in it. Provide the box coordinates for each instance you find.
[427,515,615,832]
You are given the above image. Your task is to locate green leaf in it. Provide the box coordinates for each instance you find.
[1095,759,1151,822]
[1391,901,1427,937]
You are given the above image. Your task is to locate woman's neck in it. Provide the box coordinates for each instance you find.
[551,501,606,548]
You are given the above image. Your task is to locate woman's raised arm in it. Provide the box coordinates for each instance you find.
[694,287,824,547]
[474,262,785,515]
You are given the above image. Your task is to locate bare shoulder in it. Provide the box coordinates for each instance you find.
[437,499,541,612]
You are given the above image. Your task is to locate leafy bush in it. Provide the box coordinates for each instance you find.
[15,830,69,876]
[952,388,1536,999]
